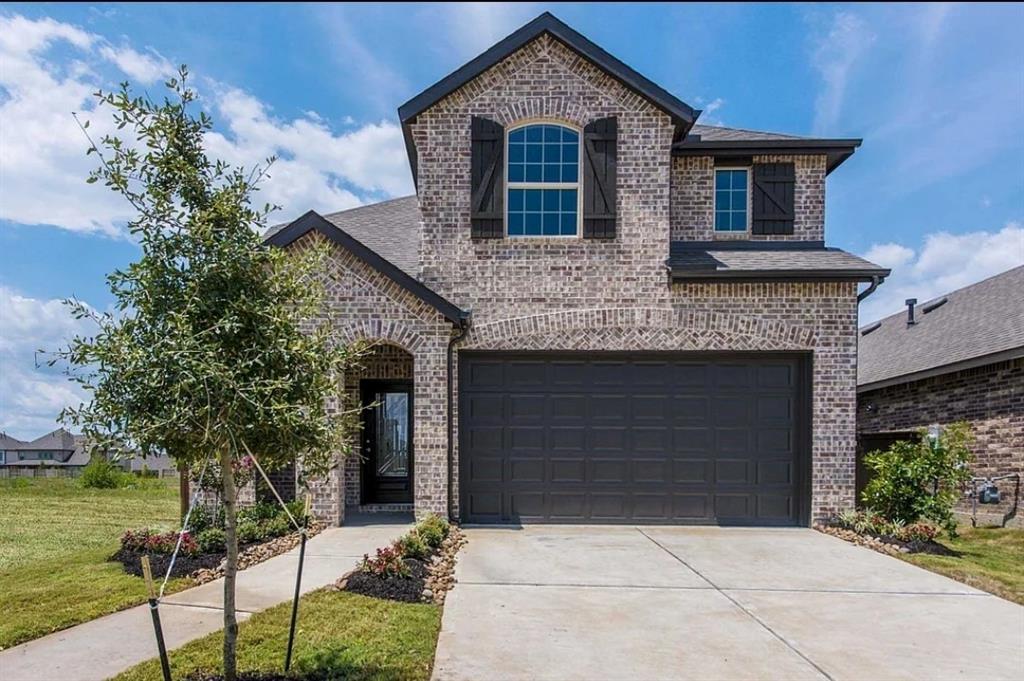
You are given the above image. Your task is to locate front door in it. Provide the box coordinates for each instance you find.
[361,380,413,504]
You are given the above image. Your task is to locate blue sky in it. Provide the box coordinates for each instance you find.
[1,2,1022,438]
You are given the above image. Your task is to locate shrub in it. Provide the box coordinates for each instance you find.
[187,505,215,533]
[260,515,293,540]
[360,546,410,579]
[862,422,974,536]
[894,522,939,544]
[416,514,449,548]
[80,457,131,489]
[237,502,279,525]
[285,499,310,526]
[121,528,197,556]
[396,532,429,560]
[196,528,226,553]
[237,521,262,544]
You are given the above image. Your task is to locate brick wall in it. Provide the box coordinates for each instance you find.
[858,358,1024,526]
[670,154,826,242]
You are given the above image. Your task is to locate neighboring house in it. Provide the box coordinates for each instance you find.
[265,13,888,527]
[857,266,1024,526]
[0,429,91,471]
[0,428,177,475]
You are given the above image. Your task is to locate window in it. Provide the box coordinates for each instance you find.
[715,168,749,232]
[507,123,580,237]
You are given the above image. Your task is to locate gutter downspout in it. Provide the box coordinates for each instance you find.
[446,313,471,521]
[857,275,885,303]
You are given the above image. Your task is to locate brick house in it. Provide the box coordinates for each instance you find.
[857,266,1024,527]
[266,13,888,527]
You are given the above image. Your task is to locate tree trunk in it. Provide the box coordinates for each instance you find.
[220,449,239,681]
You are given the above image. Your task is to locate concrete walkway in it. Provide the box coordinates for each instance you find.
[0,516,409,681]
[433,526,1024,681]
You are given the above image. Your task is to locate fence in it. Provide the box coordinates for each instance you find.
[0,466,179,479]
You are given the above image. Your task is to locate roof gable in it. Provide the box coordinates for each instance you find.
[398,12,699,185]
[265,210,468,326]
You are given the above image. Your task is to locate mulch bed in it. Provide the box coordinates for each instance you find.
[113,548,223,579]
[344,558,428,603]
[816,524,957,557]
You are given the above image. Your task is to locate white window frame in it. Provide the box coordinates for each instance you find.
[505,120,584,239]
[713,166,752,235]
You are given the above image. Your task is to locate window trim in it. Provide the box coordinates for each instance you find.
[713,166,752,235]
[504,120,584,239]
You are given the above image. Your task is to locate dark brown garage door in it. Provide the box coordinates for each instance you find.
[459,352,809,525]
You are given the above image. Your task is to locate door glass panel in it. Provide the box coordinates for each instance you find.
[375,392,409,477]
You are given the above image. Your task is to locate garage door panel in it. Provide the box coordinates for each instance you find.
[460,353,806,525]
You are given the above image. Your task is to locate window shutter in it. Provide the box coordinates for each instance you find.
[470,116,504,238]
[752,162,795,235]
[582,117,617,239]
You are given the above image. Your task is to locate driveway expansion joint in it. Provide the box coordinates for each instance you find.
[637,527,835,681]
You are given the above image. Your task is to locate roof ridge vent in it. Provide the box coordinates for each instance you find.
[921,297,948,314]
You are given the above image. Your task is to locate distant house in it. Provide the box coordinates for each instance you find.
[857,266,1023,526]
[0,428,177,476]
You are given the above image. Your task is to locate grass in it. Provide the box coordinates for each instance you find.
[900,526,1024,604]
[0,476,188,649]
[113,589,442,681]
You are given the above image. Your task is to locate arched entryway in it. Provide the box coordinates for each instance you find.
[344,342,415,510]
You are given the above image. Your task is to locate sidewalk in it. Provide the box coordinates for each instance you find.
[0,516,410,681]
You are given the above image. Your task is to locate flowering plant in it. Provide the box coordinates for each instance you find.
[360,545,410,579]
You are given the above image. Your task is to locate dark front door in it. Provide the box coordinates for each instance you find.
[361,380,413,504]
[459,352,811,526]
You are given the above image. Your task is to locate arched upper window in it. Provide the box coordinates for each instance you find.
[506,123,580,237]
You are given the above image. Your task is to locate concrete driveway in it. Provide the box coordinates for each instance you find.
[432,526,1024,681]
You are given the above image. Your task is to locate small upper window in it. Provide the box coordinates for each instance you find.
[507,123,580,237]
[715,168,749,232]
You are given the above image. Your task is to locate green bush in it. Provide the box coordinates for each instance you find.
[416,518,447,549]
[260,515,292,539]
[188,505,215,533]
[196,528,226,553]
[396,532,430,560]
[237,502,279,525]
[862,422,973,536]
[285,499,309,526]
[80,457,131,489]
[237,521,261,544]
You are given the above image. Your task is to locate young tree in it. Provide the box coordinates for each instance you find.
[58,68,358,680]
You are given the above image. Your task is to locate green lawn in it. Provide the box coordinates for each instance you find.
[0,476,188,649]
[114,589,442,681]
[900,527,1024,605]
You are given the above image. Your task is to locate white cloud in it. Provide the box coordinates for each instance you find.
[860,222,1024,323]
[98,44,173,83]
[0,13,412,235]
[442,3,539,59]
[0,286,94,440]
[811,12,875,135]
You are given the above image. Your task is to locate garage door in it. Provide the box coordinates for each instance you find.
[459,352,809,525]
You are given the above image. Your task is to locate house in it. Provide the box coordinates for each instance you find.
[0,429,91,472]
[857,266,1023,526]
[0,428,177,476]
[265,12,889,526]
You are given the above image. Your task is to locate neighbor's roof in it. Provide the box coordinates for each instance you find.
[0,432,26,449]
[266,196,421,277]
[674,124,862,174]
[858,265,1024,390]
[398,11,700,185]
[1,428,78,452]
[668,242,889,283]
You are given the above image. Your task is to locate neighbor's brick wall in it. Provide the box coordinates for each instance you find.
[858,358,1024,526]
[408,34,859,524]
[670,154,827,242]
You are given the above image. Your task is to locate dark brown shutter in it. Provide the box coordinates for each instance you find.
[582,117,617,239]
[752,162,795,235]
[470,116,504,238]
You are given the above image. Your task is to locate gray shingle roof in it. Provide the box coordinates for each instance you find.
[266,196,421,277]
[668,244,888,281]
[858,266,1024,388]
[687,124,805,142]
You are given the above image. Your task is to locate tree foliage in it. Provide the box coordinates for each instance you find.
[56,67,359,680]
[862,422,974,536]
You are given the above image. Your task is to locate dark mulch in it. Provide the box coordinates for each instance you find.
[112,548,223,579]
[344,558,428,603]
